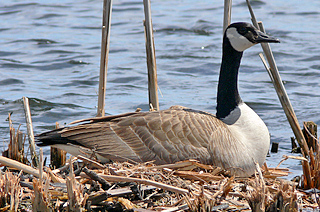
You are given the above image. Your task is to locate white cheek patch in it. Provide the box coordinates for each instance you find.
[226,28,255,52]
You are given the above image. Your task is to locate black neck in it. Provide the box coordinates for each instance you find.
[216,35,243,119]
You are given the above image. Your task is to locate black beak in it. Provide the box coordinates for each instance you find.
[255,30,280,43]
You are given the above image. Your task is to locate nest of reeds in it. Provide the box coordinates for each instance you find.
[1,118,320,211]
[0,154,314,212]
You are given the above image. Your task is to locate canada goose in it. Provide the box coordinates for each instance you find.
[36,22,280,177]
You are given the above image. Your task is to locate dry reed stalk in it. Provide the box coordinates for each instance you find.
[22,96,39,167]
[66,157,88,211]
[245,175,266,211]
[82,167,110,190]
[143,0,159,111]
[51,156,78,174]
[246,0,309,158]
[76,155,105,169]
[245,167,299,211]
[301,138,320,190]
[149,159,214,171]
[32,151,52,212]
[223,0,232,33]
[0,156,46,179]
[185,177,234,211]
[81,172,189,195]
[46,167,66,184]
[39,148,44,186]
[185,189,215,212]
[8,114,25,164]
[117,197,135,210]
[261,163,290,178]
[50,123,66,169]
[161,204,189,212]
[258,46,309,158]
[0,171,22,211]
[303,121,318,152]
[32,177,52,212]
[170,170,223,182]
[265,182,298,211]
[97,0,113,117]
[314,144,320,189]
[50,147,66,170]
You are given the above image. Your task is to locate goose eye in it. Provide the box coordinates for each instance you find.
[238,27,247,35]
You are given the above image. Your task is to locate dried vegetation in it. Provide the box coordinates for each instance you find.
[0,117,319,211]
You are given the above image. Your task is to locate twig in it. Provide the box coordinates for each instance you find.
[81,173,189,195]
[82,167,111,190]
[77,155,105,169]
[45,167,66,183]
[22,96,39,167]
[143,0,159,111]
[51,162,70,174]
[161,204,189,212]
[149,159,213,171]
[97,0,113,117]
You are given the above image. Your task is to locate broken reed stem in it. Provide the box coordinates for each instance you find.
[22,96,39,167]
[32,172,51,211]
[81,173,189,195]
[258,22,309,158]
[223,0,232,33]
[83,167,110,190]
[39,148,43,186]
[255,163,266,201]
[246,0,258,28]
[76,155,105,169]
[66,157,87,210]
[143,0,159,111]
[50,122,66,169]
[8,113,25,163]
[97,0,113,117]
[303,121,318,152]
[302,160,313,189]
[0,171,22,211]
[245,1,309,158]
[0,156,46,179]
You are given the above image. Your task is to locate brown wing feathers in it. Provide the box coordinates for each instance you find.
[36,107,221,164]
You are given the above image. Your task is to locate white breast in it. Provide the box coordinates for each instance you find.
[220,103,270,175]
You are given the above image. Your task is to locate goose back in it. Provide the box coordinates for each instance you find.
[38,105,267,176]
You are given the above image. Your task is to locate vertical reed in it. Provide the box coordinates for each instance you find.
[143,0,159,111]
[223,0,232,33]
[245,0,309,157]
[7,113,25,163]
[22,96,39,167]
[97,0,113,117]
[50,122,66,169]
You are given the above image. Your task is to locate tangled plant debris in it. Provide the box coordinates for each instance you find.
[0,117,319,211]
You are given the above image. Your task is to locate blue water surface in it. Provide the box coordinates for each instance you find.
[1,0,319,179]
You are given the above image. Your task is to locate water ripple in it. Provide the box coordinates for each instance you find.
[11,38,58,45]
[0,78,24,86]
[36,13,66,19]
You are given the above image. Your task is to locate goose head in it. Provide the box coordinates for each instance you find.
[217,22,279,119]
[225,22,280,52]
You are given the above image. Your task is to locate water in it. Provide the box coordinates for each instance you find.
[0,0,319,179]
